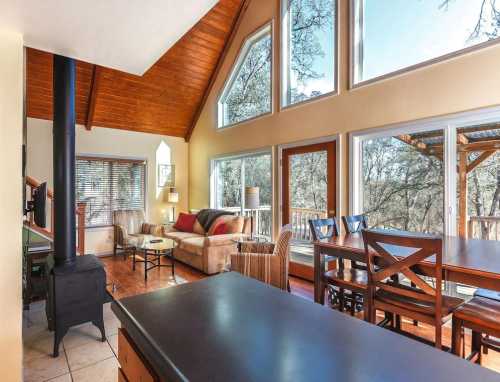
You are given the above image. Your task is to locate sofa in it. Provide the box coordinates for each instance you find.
[113,209,163,257]
[164,212,251,275]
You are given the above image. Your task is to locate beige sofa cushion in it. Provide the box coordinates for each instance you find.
[179,236,205,256]
[164,231,202,243]
[192,220,206,236]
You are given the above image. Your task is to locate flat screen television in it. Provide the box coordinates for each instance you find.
[26,182,47,228]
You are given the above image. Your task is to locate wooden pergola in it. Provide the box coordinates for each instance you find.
[396,124,500,238]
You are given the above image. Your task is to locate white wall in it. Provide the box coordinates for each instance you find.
[0,30,23,382]
[27,118,189,255]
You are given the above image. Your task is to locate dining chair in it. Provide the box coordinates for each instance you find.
[362,229,464,349]
[310,218,369,319]
[452,288,500,364]
[230,224,293,291]
[341,214,368,234]
[341,214,368,271]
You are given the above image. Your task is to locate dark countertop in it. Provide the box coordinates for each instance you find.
[112,272,500,382]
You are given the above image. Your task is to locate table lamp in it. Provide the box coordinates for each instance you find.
[166,187,179,223]
[244,186,259,240]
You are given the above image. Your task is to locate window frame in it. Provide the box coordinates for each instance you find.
[280,0,339,110]
[349,105,500,236]
[76,154,148,228]
[216,21,274,130]
[349,0,500,89]
[209,148,274,237]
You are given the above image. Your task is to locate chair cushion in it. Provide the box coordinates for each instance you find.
[113,209,145,235]
[174,213,197,232]
[164,231,202,243]
[454,296,500,333]
[324,268,368,290]
[474,288,500,302]
[375,288,463,317]
[179,237,205,256]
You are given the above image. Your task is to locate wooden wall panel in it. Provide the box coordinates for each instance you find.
[26,0,243,139]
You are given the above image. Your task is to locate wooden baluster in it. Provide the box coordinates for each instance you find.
[77,202,86,255]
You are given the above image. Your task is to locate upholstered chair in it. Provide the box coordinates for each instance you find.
[230,224,293,291]
[113,209,162,258]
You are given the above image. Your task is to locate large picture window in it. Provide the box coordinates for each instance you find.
[76,156,146,227]
[351,107,500,240]
[361,131,445,234]
[281,0,336,107]
[352,0,500,85]
[212,152,273,239]
[218,23,272,128]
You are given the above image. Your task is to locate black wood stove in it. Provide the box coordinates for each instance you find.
[45,55,107,357]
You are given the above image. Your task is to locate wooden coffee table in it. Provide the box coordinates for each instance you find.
[132,235,176,281]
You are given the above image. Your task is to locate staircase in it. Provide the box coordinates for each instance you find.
[25,175,86,255]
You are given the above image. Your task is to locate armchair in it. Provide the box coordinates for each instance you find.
[230,224,292,291]
[113,209,162,258]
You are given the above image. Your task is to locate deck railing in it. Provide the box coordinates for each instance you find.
[223,206,272,239]
[25,176,86,255]
[290,207,327,241]
[468,216,500,241]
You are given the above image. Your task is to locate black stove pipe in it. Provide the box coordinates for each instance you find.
[52,55,76,268]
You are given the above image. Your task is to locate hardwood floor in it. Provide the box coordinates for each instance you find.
[101,255,500,374]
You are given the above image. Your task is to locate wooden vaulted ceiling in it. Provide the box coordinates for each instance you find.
[26,0,248,141]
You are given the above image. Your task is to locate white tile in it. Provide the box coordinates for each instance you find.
[23,331,56,361]
[107,334,118,356]
[104,315,121,336]
[71,357,119,382]
[63,322,105,350]
[23,352,69,382]
[66,339,114,371]
[47,373,72,382]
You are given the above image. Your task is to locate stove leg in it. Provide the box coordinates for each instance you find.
[53,327,68,357]
[93,318,106,342]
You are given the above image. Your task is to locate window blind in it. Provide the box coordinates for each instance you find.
[76,156,146,227]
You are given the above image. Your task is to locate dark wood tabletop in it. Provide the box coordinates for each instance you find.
[314,233,500,302]
[112,272,500,382]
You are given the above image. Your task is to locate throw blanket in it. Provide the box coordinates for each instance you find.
[196,209,234,232]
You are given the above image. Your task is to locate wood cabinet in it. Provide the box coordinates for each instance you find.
[118,328,158,382]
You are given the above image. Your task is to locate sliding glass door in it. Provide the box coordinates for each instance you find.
[212,152,273,240]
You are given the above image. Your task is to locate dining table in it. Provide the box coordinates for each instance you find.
[314,233,500,303]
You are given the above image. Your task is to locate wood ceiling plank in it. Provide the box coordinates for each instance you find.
[26,0,244,137]
[185,0,251,141]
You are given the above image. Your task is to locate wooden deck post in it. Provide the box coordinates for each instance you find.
[458,151,468,238]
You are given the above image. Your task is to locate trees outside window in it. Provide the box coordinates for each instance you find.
[281,0,336,106]
[353,0,500,84]
[218,24,272,128]
[76,157,146,227]
[213,152,272,238]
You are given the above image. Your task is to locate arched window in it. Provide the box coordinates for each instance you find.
[218,23,273,128]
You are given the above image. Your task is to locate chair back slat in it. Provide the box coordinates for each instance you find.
[342,214,368,234]
[308,218,338,241]
[362,229,443,306]
[274,224,293,259]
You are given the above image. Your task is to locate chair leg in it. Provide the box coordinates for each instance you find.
[287,279,291,293]
[483,335,489,354]
[395,315,401,331]
[472,331,482,365]
[435,324,442,350]
[113,243,117,257]
[451,316,462,356]
[338,288,345,312]
[319,284,325,305]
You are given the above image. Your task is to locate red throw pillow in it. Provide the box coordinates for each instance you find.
[174,213,197,233]
[212,222,227,235]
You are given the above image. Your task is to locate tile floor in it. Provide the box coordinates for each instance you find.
[23,301,120,382]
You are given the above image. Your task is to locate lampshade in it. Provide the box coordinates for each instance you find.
[167,188,179,203]
[244,187,260,210]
